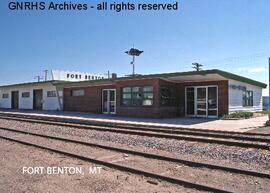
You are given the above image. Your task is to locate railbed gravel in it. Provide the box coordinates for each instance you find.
[0,118,269,172]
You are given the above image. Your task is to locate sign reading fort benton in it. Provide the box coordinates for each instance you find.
[51,70,105,82]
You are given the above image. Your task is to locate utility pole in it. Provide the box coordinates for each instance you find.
[268,57,270,120]
[192,63,203,71]
[35,76,42,82]
[44,70,48,81]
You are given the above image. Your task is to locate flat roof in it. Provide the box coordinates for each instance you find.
[0,69,267,89]
[0,80,67,89]
[56,69,267,88]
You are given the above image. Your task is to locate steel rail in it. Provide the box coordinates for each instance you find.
[0,112,269,140]
[1,126,269,179]
[0,134,233,193]
[0,115,269,149]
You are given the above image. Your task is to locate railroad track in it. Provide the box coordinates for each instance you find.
[1,127,269,192]
[0,112,269,150]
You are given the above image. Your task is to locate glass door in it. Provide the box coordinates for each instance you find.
[186,87,195,116]
[102,89,116,114]
[102,90,108,113]
[109,90,116,114]
[207,86,218,117]
[196,87,207,117]
[185,86,218,118]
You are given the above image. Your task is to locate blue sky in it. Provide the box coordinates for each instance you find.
[0,0,269,95]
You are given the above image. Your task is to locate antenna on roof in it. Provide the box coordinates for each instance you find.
[34,75,42,82]
[192,63,203,71]
[125,45,144,76]
[44,70,48,81]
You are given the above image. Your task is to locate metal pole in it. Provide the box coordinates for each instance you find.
[268,57,270,120]
[132,55,135,76]
[44,70,48,81]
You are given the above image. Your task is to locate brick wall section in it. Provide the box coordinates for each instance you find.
[63,85,115,113]
[63,79,229,118]
[116,78,162,118]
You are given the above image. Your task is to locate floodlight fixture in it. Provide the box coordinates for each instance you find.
[125,47,144,76]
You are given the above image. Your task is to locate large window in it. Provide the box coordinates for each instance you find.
[243,90,253,107]
[122,86,153,106]
[22,92,30,98]
[47,91,57,97]
[160,86,176,106]
[2,93,9,99]
[71,89,85,97]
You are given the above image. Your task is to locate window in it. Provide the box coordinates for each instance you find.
[71,89,85,97]
[243,90,253,107]
[122,86,153,106]
[22,92,30,98]
[160,86,176,106]
[2,93,9,99]
[47,91,57,97]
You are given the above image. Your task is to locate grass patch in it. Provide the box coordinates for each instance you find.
[222,112,254,120]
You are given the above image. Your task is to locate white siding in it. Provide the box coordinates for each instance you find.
[228,79,263,113]
[0,83,62,110]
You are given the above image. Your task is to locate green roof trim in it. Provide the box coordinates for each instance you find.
[210,69,267,88]
[114,69,267,88]
[0,69,266,89]
[0,80,68,89]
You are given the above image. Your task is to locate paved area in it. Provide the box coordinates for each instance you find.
[0,109,268,133]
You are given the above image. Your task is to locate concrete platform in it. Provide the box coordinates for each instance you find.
[0,109,268,133]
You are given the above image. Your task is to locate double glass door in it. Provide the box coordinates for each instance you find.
[102,89,116,114]
[186,86,218,118]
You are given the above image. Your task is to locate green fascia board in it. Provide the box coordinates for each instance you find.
[114,69,267,88]
[211,69,267,88]
[4,69,264,89]
[0,80,68,89]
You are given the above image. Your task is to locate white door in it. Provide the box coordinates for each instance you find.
[102,89,116,114]
[185,86,218,118]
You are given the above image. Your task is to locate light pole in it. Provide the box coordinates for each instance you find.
[125,47,144,76]
[267,57,270,122]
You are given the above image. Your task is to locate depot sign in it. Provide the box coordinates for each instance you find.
[52,70,105,82]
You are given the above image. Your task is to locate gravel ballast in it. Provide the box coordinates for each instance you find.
[0,118,269,172]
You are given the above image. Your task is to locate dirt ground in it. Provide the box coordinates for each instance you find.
[0,138,202,193]
[247,126,270,134]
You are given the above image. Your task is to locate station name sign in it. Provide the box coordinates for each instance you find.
[229,84,246,91]
[52,70,105,82]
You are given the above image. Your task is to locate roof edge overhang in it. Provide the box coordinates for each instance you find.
[0,80,67,89]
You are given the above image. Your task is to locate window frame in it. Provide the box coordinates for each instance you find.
[71,89,85,97]
[243,90,254,107]
[121,86,154,107]
[47,91,57,98]
[2,93,9,99]
[160,85,176,106]
[22,92,30,98]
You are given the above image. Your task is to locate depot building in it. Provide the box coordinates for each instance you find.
[0,69,267,118]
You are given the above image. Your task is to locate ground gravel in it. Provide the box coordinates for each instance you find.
[0,118,269,169]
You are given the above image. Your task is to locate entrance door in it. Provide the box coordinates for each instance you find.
[11,91,19,109]
[207,86,218,117]
[185,86,218,118]
[102,89,116,114]
[186,87,195,116]
[196,87,207,117]
[33,89,43,110]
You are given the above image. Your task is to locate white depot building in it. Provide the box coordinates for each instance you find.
[0,81,64,111]
[0,70,105,111]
